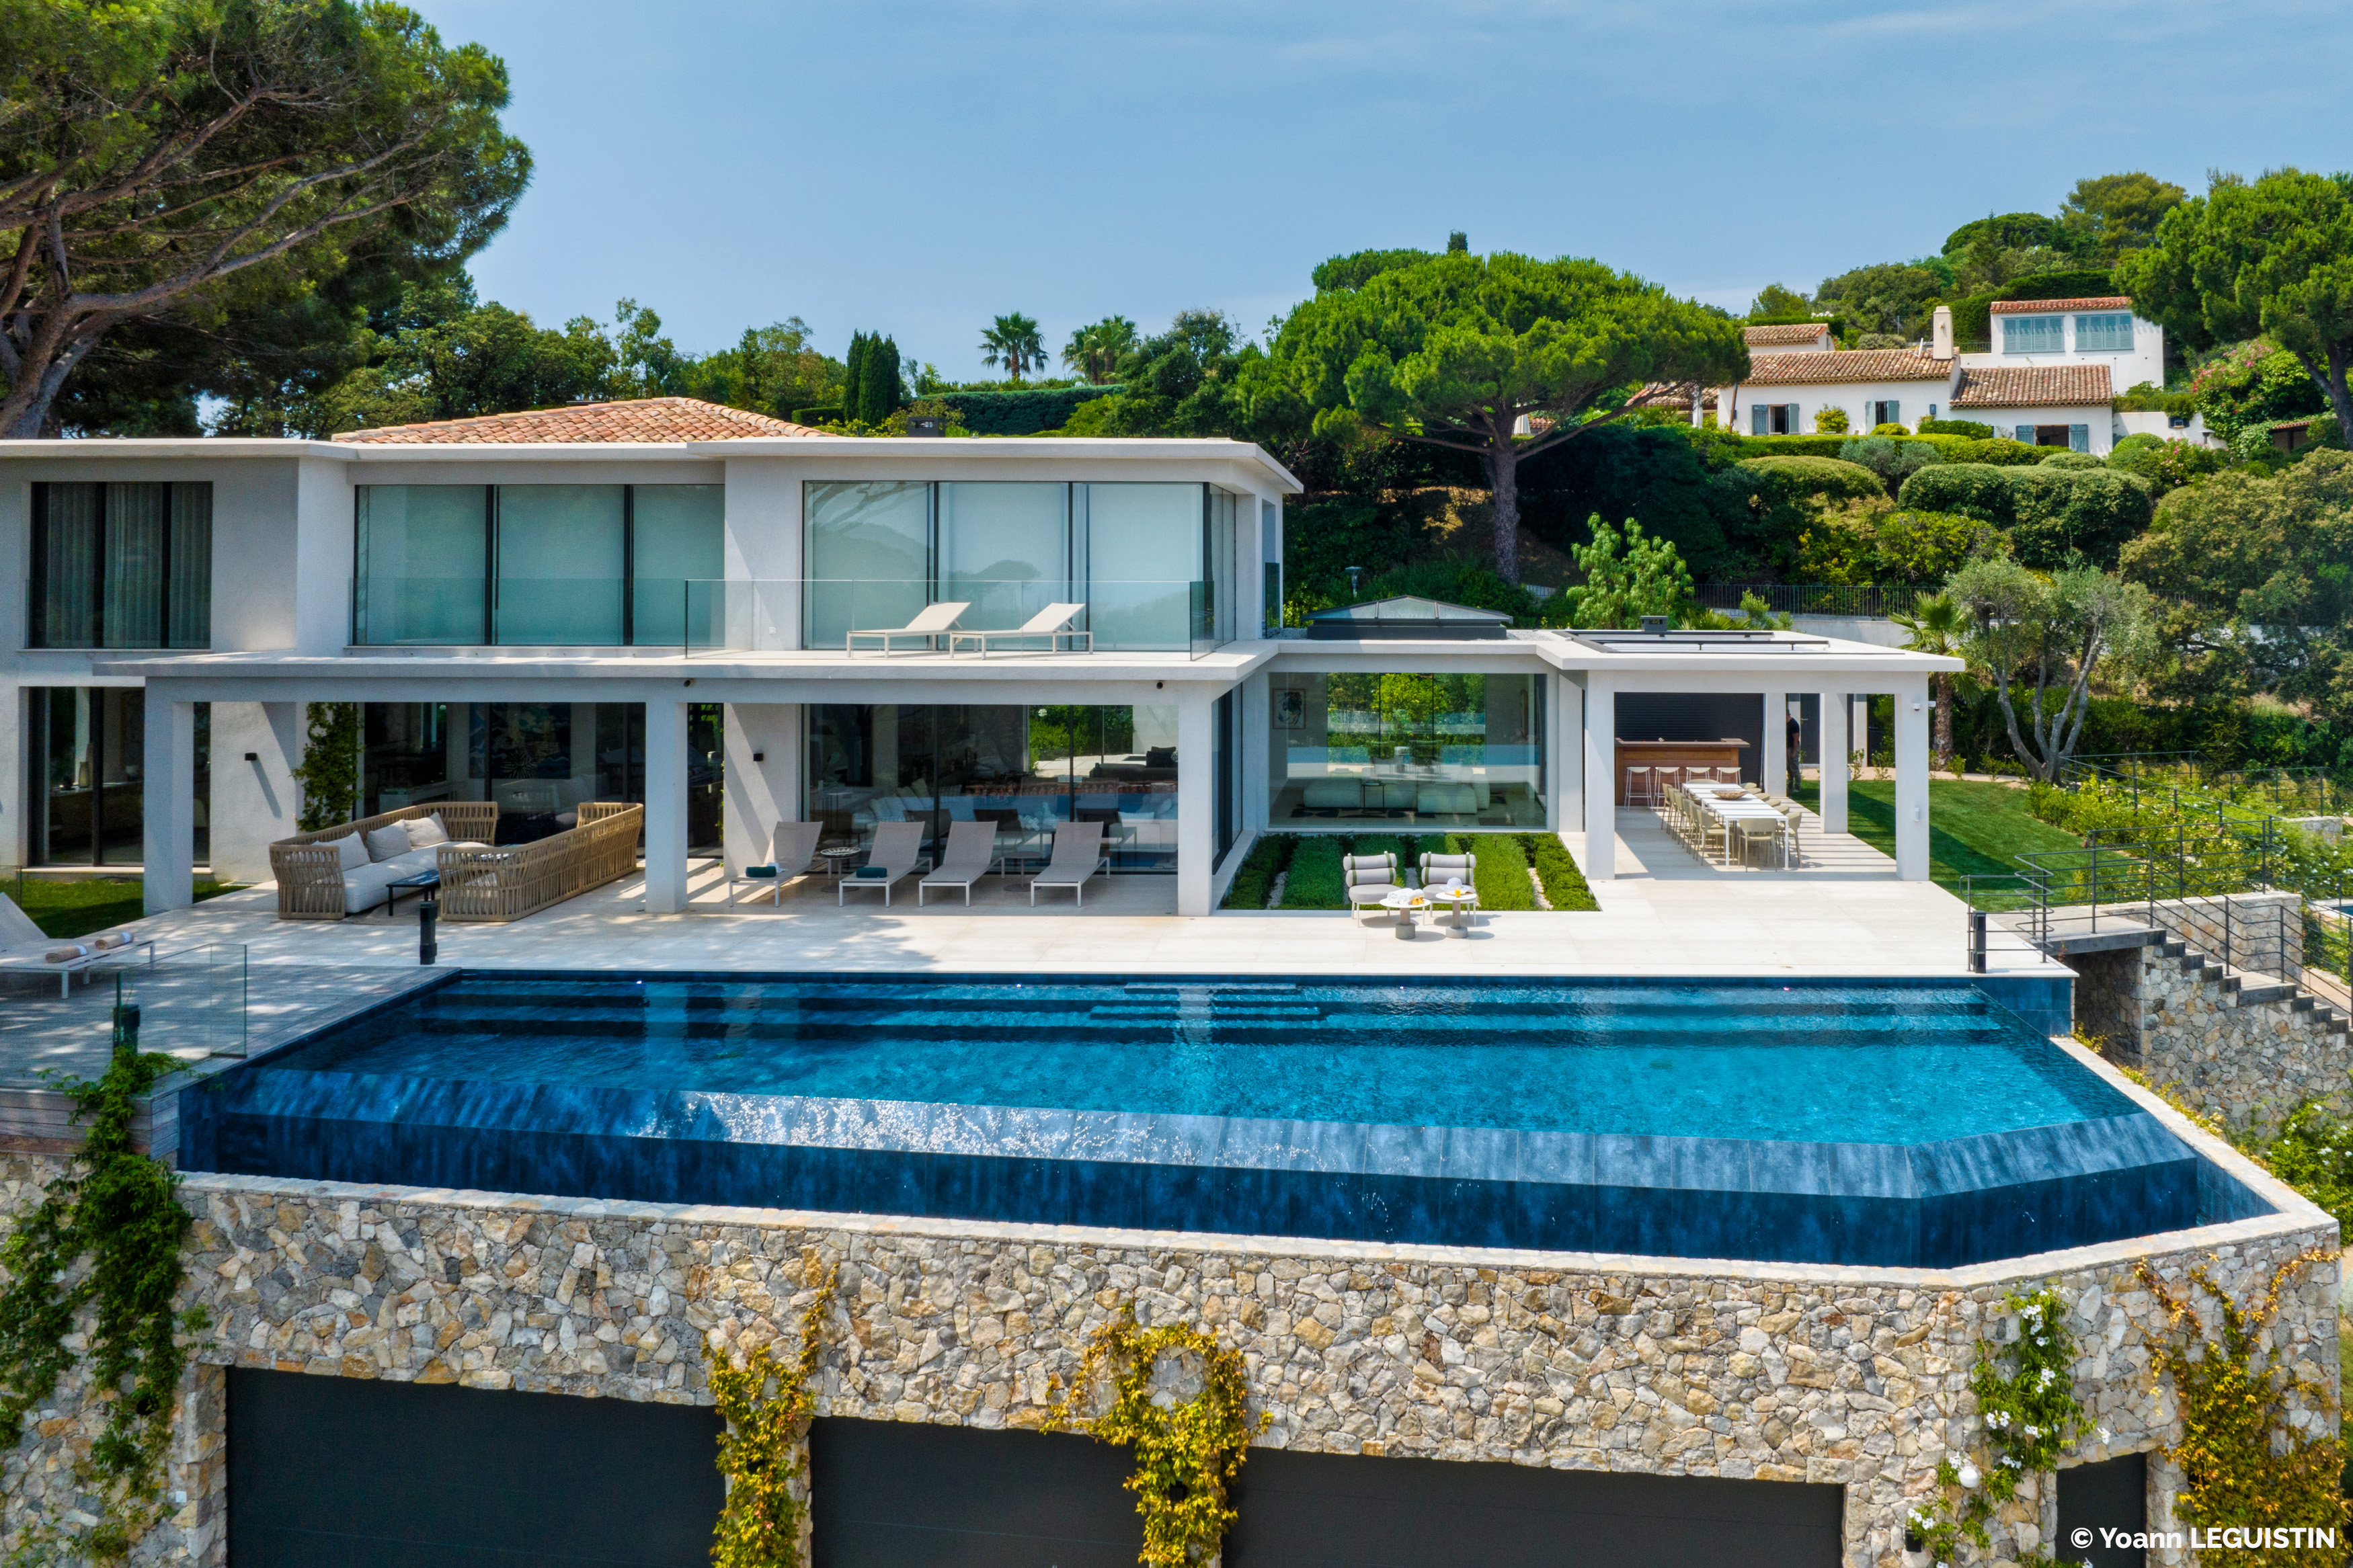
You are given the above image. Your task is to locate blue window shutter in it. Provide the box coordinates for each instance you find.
[1752,404,1767,436]
[2016,425,2034,443]
[1887,401,1901,427]
[2069,424,2089,452]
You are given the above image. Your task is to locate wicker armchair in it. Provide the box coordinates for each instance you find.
[438,804,644,923]
[268,802,500,921]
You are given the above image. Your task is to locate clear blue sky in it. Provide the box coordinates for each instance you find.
[417,0,2351,381]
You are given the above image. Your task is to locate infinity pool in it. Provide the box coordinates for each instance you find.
[182,972,2221,1267]
[269,975,2116,1146]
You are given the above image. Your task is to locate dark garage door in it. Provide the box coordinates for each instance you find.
[2057,1453,2147,1568]
[227,1368,724,1567]
[1224,1446,1844,1568]
[811,1417,1142,1567]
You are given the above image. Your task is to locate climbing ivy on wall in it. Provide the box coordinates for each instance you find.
[0,1013,206,1565]
[1908,1287,2089,1567]
[2137,1250,2348,1567]
[710,1254,836,1568]
[1048,1304,1267,1568]
[289,701,361,831]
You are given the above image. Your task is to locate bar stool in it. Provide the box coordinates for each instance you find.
[1655,766,1685,802]
[1712,766,1741,785]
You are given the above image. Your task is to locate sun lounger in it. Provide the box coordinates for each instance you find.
[1029,820,1108,906]
[839,821,930,905]
[731,821,825,906]
[0,891,153,997]
[846,600,968,655]
[948,602,1093,656]
[919,821,1001,905]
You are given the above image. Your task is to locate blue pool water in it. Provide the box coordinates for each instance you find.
[182,972,2226,1267]
[274,975,2119,1147]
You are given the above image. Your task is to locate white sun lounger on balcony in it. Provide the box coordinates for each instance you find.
[846,600,968,655]
[948,603,1093,656]
[839,821,930,905]
[918,821,1001,905]
[1029,820,1108,906]
[730,821,824,906]
[0,891,153,997]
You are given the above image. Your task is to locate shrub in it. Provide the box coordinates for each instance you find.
[1838,436,1940,494]
[936,384,1123,435]
[2005,466,2153,568]
[1738,456,1889,564]
[1715,433,1852,459]
[1219,833,1293,909]
[2038,450,2106,468]
[1868,422,1909,438]
[1521,833,1599,910]
[1872,507,2006,582]
[1896,462,2017,520]
[1921,417,1995,438]
[1946,438,2044,466]
[2108,432,2167,468]
[1467,831,1538,911]
[1812,407,1849,434]
[1277,835,1345,909]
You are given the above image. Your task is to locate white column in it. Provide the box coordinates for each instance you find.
[722,704,800,875]
[1817,690,1848,835]
[207,702,300,882]
[1581,680,1616,882]
[1553,676,1583,831]
[0,682,27,870]
[143,697,196,914]
[1175,690,1215,915]
[643,698,690,913]
[1239,673,1270,837]
[1761,687,1788,795]
[1894,678,1930,880]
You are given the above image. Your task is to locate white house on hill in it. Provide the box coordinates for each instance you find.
[1712,296,2173,454]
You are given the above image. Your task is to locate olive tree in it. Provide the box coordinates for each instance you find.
[1944,556,2157,782]
[0,0,527,436]
[1271,250,1747,583]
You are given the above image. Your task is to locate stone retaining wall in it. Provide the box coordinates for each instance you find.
[2075,940,2352,1131]
[0,1061,2339,1568]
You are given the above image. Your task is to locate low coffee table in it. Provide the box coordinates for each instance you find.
[1424,884,1478,934]
[1378,888,1429,940]
[817,845,865,882]
[386,870,440,917]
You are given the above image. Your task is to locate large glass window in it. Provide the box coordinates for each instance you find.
[804,481,932,649]
[30,482,211,649]
[1084,484,1201,652]
[360,702,662,848]
[2003,314,2064,354]
[495,486,625,644]
[355,484,727,646]
[631,485,725,646]
[2073,312,2134,353]
[1269,671,1546,829]
[808,703,1179,872]
[939,481,1069,631]
[24,688,210,865]
[355,485,489,644]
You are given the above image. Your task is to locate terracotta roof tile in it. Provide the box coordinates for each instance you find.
[333,397,827,444]
[1743,323,1835,346]
[1952,364,2114,408]
[1987,296,2132,315]
[1742,349,1954,386]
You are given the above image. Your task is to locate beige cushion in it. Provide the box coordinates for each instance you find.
[364,823,411,862]
[403,814,452,850]
[340,862,403,914]
[322,832,370,872]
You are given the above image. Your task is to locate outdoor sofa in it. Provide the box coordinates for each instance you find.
[270,800,647,923]
[270,803,499,920]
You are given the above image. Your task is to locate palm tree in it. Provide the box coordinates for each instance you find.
[1060,316,1138,384]
[1892,591,1968,770]
[979,313,1046,382]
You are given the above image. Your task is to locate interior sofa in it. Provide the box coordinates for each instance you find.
[270,803,499,920]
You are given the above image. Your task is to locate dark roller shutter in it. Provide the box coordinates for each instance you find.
[2057,1452,2148,1568]
[809,1416,1142,1567]
[227,1368,723,1567]
[1224,1446,1843,1568]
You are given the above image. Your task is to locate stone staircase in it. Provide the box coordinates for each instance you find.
[2150,933,2351,1036]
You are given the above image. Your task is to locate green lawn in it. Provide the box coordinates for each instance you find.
[1790,779,2081,903]
[7,876,241,939]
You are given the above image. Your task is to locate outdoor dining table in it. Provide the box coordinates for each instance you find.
[1681,782,1790,868]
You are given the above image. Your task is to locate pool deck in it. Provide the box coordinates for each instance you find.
[0,810,2059,1098]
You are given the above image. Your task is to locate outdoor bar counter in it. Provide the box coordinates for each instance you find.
[1613,738,1750,802]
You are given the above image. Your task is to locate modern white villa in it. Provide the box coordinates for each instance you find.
[1716,295,2173,452]
[1,397,1954,920]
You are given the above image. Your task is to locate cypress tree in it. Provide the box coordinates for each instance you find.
[852,333,880,425]
[862,336,903,424]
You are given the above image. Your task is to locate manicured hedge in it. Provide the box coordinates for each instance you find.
[1521,833,1599,911]
[1944,437,2044,466]
[1278,835,1346,909]
[1219,833,1293,909]
[935,384,1123,436]
[1895,463,2153,568]
[1920,418,1995,438]
[1717,434,1853,459]
[1737,456,1888,549]
[1465,832,1538,911]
